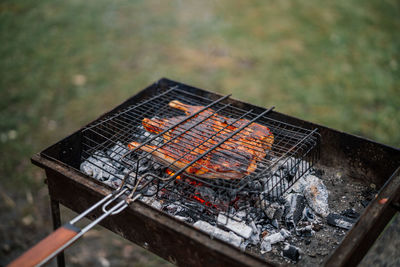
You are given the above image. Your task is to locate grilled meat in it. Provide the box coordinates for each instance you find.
[128,100,274,179]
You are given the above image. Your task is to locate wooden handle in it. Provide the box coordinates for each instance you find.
[8,223,80,267]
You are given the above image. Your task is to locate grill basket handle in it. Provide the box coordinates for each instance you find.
[7,223,80,267]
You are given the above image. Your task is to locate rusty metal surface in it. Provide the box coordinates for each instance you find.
[325,167,400,267]
[32,78,400,266]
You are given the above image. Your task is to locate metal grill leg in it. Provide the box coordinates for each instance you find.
[50,198,65,267]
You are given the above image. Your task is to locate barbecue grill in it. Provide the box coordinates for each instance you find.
[79,84,319,222]
[10,78,400,266]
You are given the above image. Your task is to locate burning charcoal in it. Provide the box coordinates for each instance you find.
[302,207,315,221]
[233,210,247,219]
[193,221,243,248]
[93,150,107,159]
[341,208,360,219]
[138,163,150,173]
[248,221,260,245]
[143,131,152,138]
[302,175,329,217]
[289,176,307,193]
[101,163,117,178]
[327,213,355,230]
[249,180,262,191]
[107,142,129,162]
[282,243,301,262]
[185,201,205,213]
[140,196,163,210]
[176,209,201,222]
[152,162,162,171]
[149,200,162,210]
[261,223,276,233]
[217,213,253,239]
[260,239,272,253]
[271,219,279,229]
[246,207,260,221]
[144,185,157,196]
[284,193,306,228]
[103,177,120,188]
[195,186,216,202]
[164,203,184,215]
[174,215,192,223]
[259,199,283,220]
[270,158,289,174]
[273,205,284,221]
[122,166,137,175]
[262,175,288,199]
[80,156,106,180]
[114,174,125,181]
[239,240,250,251]
[286,165,299,181]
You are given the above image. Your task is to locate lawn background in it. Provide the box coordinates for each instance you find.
[1,0,399,266]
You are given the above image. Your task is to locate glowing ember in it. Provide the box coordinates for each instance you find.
[165,168,219,209]
[165,168,182,180]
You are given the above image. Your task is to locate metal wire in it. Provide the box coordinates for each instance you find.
[78,85,320,222]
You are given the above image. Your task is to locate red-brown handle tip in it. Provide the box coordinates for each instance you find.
[7,223,80,267]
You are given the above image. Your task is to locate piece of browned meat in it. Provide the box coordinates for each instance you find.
[128,100,274,179]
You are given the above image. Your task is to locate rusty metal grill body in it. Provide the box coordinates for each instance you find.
[76,85,319,223]
[32,78,400,267]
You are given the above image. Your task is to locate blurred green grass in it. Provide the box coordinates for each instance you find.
[0,0,399,264]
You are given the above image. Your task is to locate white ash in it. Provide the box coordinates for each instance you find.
[260,239,272,253]
[141,196,163,210]
[107,142,130,166]
[80,151,115,181]
[193,221,243,248]
[217,213,253,239]
[260,229,291,254]
[301,175,330,217]
[233,210,247,219]
[263,229,291,244]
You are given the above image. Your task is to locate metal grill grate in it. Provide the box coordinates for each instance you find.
[79,86,320,222]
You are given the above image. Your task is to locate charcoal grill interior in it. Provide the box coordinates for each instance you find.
[48,84,320,224]
[35,78,400,267]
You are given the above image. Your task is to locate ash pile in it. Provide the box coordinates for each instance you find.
[80,129,362,264]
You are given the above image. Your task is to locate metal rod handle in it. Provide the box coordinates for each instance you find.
[7,223,81,267]
[7,188,137,267]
